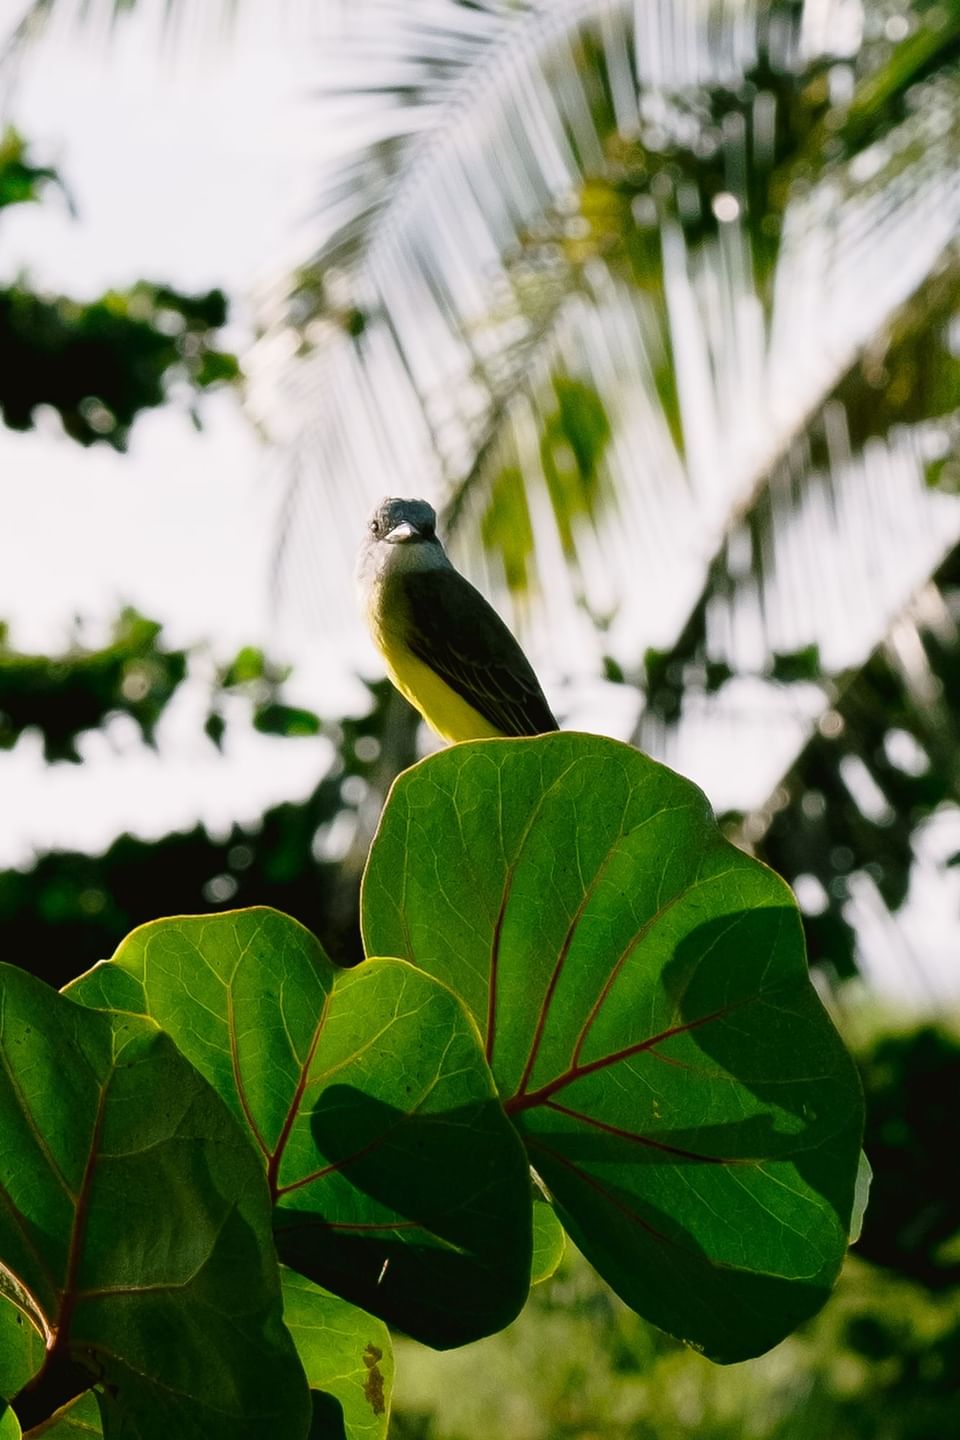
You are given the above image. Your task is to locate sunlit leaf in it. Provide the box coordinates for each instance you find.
[281,1269,393,1440]
[0,1295,43,1403]
[362,734,864,1362]
[25,1390,101,1437]
[850,1151,873,1247]
[531,1199,565,1286]
[0,967,309,1439]
[67,909,532,1348]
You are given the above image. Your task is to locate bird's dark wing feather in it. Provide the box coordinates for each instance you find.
[404,568,558,736]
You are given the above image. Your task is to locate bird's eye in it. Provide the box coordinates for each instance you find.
[369,518,380,536]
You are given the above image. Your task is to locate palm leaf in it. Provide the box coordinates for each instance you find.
[636,236,960,762]
[258,0,960,720]
[2,0,242,54]
[750,535,960,1007]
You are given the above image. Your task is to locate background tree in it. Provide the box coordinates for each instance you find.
[0,108,410,979]
[255,0,960,1005]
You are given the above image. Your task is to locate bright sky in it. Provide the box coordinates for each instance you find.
[0,3,362,865]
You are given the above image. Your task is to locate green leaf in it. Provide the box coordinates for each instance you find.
[67,909,532,1349]
[281,1269,392,1440]
[0,966,310,1438]
[26,1390,101,1437]
[531,1200,565,1286]
[0,1402,20,1439]
[361,734,865,1363]
[0,1294,44,1401]
[481,467,535,598]
[0,127,64,213]
[540,378,611,556]
[850,1151,873,1247]
[252,703,322,738]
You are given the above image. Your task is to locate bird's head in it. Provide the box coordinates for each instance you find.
[367,497,438,546]
[358,497,448,591]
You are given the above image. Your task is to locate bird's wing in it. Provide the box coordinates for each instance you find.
[403,568,558,736]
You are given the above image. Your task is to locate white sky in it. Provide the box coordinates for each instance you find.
[0,3,363,865]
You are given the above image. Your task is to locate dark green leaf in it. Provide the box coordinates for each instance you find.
[0,280,238,450]
[771,646,822,685]
[0,966,309,1438]
[253,704,322,738]
[362,734,864,1362]
[0,609,186,763]
[67,909,532,1348]
[203,711,226,750]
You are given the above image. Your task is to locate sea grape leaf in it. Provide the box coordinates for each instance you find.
[281,1269,393,1440]
[0,1404,19,1439]
[0,1293,44,1401]
[0,966,310,1439]
[67,909,532,1348]
[531,1200,566,1286]
[24,1390,101,1437]
[361,734,865,1363]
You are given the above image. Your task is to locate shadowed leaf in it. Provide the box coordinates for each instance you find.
[362,733,864,1362]
[0,967,309,1439]
[66,909,532,1349]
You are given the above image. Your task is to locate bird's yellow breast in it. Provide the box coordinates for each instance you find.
[367,587,501,743]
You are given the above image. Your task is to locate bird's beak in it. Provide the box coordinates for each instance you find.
[385,521,419,543]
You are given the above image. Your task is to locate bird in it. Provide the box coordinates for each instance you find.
[357,496,558,743]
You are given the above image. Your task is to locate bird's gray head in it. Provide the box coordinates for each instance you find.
[358,497,449,594]
[367,497,438,546]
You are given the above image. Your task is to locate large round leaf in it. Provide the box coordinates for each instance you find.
[361,734,865,1362]
[67,910,532,1348]
[0,966,309,1438]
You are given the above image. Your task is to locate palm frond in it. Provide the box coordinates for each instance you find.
[750,536,960,1008]
[2,0,246,57]
[260,0,960,745]
[634,235,960,757]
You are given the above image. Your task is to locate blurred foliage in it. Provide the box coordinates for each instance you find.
[0,278,239,447]
[628,230,960,734]
[0,126,239,447]
[0,612,332,764]
[389,1254,960,1440]
[0,608,188,761]
[0,676,404,988]
[529,3,960,296]
[388,1017,960,1440]
[856,1024,960,1289]
[206,642,322,744]
[0,123,67,211]
[539,376,612,559]
[746,539,960,976]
